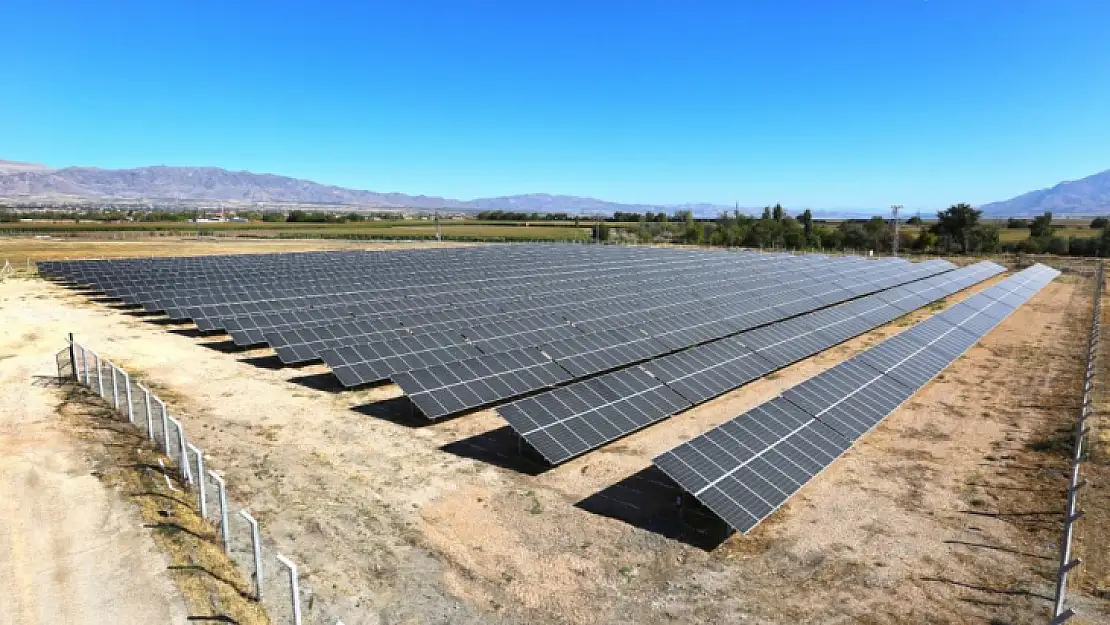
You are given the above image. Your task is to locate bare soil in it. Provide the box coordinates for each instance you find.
[1,259,1108,624]
[0,298,187,624]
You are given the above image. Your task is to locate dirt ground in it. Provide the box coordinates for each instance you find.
[1,260,1108,624]
[0,292,187,624]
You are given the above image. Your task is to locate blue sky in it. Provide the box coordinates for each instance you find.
[2,1,1109,211]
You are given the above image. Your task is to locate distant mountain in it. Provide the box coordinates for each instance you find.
[0,159,53,174]
[980,169,1110,217]
[0,162,735,214]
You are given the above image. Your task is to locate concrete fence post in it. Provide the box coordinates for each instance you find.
[96,357,104,398]
[276,554,303,625]
[168,416,190,484]
[81,346,90,386]
[208,470,230,554]
[141,386,154,441]
[158,399,170,455]
[110,364,120,411]
[122,371,134,424]
[239,510,263,601]
[188,444,207,518]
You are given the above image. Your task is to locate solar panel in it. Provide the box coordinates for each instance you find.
[393,347,573,419]
[320,334,482,388]
[499,366,691,464]
[654,399,848,533]
[542,328,671,378]
[645,339,775,404]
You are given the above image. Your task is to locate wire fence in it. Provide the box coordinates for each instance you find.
[55,334,346,625]
[1050,261,1103,624]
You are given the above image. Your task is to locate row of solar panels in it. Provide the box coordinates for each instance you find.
[40,247,894,335]
[42,246,767,299]
[652,264,1059,534]
[495,261,1006,465]
[58,248,728,309]
[327,261,981,422]
[206,253,857,342]
[182,252,886,335]
[271,257,946,365]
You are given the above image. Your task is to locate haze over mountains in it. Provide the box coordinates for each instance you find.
[1,159,1107,217]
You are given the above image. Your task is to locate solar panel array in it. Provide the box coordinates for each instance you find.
[40,246,993,431]
[497,260,1004,464]
[652,263,1059,534]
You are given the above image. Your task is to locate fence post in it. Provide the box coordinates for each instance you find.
[168,416,190,484]
[158,399,170,454]
[141,386,154,441]
[239,510,263,601]
[122,371,134,424]
[82,346,91,385]
[110,365,119,410]
[67,333,76,382]
[208,470,230,554]
[96,356,104,398]
[188,444,207,518]
[276,554,303,625]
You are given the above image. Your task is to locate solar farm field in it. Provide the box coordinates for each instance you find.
[5,242,1109,625]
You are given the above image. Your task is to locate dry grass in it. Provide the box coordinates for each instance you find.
[57,385,269,625]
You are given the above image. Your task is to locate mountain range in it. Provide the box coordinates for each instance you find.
[978,168,1110,217]
[1,159,1107,217]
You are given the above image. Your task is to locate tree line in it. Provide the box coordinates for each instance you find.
[614,204,1110,258]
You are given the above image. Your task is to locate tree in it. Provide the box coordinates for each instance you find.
[1091,217,1109,229]
[761,206,772,221]
[839,221,869,250]
[932,203,983,253]
[1006,218,1028,229]
[968,224,1000,254]
[907,215,923,226]
[772,203,785,222]
[1029,211,1055,238]
[681,211,701,244]
[912,229,938,251]
[863,215,891,251]
[799,209,814,243]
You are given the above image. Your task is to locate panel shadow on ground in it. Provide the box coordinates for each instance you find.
[439,425,552,476]
[575,466,732,550]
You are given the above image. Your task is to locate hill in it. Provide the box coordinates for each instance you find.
[980,168,1110,217]
[0,159,53,174]
[0,162,731,215]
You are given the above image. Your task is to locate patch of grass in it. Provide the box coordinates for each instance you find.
[524,490,543,515]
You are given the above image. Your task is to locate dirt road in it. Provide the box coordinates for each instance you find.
[0,280,186,625]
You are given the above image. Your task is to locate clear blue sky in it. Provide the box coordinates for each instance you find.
[3,1,1109,211]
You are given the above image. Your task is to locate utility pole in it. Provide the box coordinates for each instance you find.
[434,210,442,242]
[891,204,903,255]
